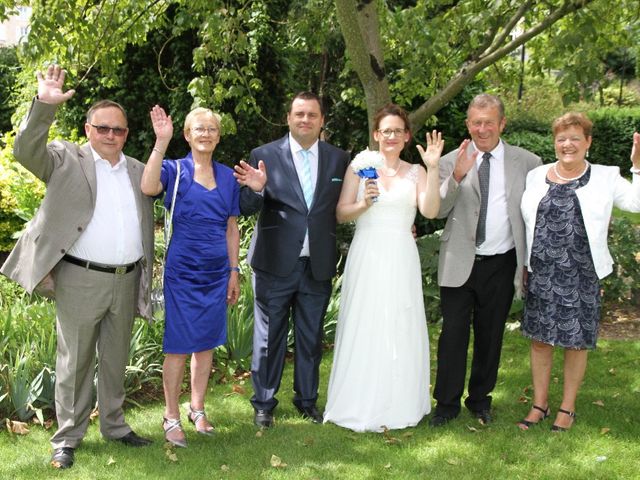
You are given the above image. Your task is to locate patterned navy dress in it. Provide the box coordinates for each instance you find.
[521,167,600,349]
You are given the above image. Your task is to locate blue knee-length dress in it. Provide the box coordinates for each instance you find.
[521,167,600,350]
[160,154,240,354]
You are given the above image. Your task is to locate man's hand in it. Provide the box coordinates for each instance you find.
[452,139,478,183]
[234,160,267,192]
[36,64,75,105]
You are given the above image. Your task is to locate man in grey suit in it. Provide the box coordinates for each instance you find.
[1,65,154,468]
[234,92,349,428]
[429,94,541,427]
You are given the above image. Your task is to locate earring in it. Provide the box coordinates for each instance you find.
[586,149,589,158]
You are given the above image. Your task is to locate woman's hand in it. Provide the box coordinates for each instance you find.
[150,105,174,144]
[416,130,444,170]
[364,178,380,207]
[631,132,640,170]
[226,271,240,305]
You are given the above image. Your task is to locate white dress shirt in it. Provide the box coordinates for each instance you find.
[67,147,143,265]
[473,140,515,255]
[289,133,319,257]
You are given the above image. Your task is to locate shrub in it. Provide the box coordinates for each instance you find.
[589,107,640,169]
[602,213,640,305]
[502,130,555,164]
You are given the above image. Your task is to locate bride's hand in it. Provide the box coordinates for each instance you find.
[416,130,444,170]
[364,179,379,207]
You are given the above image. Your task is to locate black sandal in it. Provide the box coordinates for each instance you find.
[517,404,550,430]
[551,408,576,432]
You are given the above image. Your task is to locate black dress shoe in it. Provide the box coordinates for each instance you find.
[115,430,153,447]
[51,447,74,469]
[429,414,456,427]
[471,409,493,425]
[254,409,274,428]
[295,404,323,423]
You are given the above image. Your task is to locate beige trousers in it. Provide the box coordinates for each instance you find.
[50,260,140,449]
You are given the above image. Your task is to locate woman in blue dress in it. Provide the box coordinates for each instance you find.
[518,113,640,432]
[141,106,240,447]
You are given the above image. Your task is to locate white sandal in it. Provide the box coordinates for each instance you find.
[188,405,215,435]
[163,417,187,447]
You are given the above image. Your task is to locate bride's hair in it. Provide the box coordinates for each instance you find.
[372,103,412,147]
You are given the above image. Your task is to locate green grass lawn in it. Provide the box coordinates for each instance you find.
[1,327,639,480]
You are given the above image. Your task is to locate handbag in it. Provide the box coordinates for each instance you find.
[151,160,181,317]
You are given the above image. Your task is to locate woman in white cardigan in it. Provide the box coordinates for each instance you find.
[517,113,640,432]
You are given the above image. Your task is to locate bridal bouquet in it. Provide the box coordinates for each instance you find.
[351,148,383,202]
[351,148,384,179]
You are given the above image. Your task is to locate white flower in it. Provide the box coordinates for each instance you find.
[350,148,384,173]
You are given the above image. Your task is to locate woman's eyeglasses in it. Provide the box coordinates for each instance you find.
[191,126,219,135]
[378,128,407,138]
[90,124,127,136]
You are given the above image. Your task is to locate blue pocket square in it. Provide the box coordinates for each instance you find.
[331,177,343,182]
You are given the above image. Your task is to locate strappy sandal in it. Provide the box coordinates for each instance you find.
[163,417,187,447]
[517,404,550,430]
[188,405,215,435]
[551,408,576,432]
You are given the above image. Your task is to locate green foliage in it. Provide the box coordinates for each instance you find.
[589,107,640,168]
[0,46,19,133]
[417,232,441,323]
[602,214,640,305]
[502,130,555,164]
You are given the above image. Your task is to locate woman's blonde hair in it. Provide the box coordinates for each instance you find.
[183,107,222,134]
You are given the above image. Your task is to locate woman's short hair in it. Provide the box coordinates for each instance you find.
[552,112,593,137]
[184,107,222,134]
[372,103,411,132]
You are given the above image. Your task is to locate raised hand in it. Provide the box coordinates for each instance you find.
[452,139,478,183]
[416,130,444,169]
[631,132,640,169]
[234,159,267,192]
[150,105,174,144]
[36,64,75,105]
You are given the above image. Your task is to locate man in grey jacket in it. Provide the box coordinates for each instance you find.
[1,65,154,468]
[430,94,541,427]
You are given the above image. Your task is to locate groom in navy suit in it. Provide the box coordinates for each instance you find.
[234,92,349,427]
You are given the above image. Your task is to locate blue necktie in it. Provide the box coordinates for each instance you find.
[299,149,314,207]
[476,152,491,247]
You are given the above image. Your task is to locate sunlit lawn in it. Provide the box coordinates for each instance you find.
[1,326,639,479]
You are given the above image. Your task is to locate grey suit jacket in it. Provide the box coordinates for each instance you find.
[0,99,155,319]
[437,141,541,296]
[240,135,349,281]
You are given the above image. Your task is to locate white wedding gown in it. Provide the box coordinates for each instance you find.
[324,164,431,432]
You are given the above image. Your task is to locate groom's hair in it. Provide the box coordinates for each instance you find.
[289,91,324,116]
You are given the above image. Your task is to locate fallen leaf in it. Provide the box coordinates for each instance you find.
[383,463,392,469]
[446,458,460,465]
[165,449,178,462]
[612,393,620,398]
[467,425,478,432]
[592,400,605,407]
[8,420,29,435]
[270,454,287,468]
[553,377,559,384]
[600,427,610,435]
[221,464,230,472]
[517,395,530,404]
[302,437,314,446]
[255,430,263,438]
[400,431,414,438]
[608,368,616,375]
[106,456,116,466]
[232,384,246,395]
[596,456,607,462]
[90,408,99,422]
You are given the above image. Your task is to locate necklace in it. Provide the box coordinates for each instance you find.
[553,161,589,182]
[382,162,401,177]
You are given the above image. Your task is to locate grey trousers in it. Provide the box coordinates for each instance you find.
[50,260,140,449]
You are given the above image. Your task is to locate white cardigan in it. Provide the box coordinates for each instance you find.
[521,163,640,279]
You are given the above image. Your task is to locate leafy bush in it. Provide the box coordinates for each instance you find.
[502,130,555,164]
[589,107,640,169]
[417,231,441,323]
[602,213,640,305]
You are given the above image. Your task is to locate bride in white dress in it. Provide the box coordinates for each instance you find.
[323,104,444,432]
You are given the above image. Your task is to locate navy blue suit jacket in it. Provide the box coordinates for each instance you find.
[240,135,349,281]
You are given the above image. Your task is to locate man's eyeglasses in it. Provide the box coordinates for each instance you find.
[191,126,219,135]
[378,128,407,138]
[90,124,127,137]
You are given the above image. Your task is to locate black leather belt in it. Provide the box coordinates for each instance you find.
[63,254,137,274]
